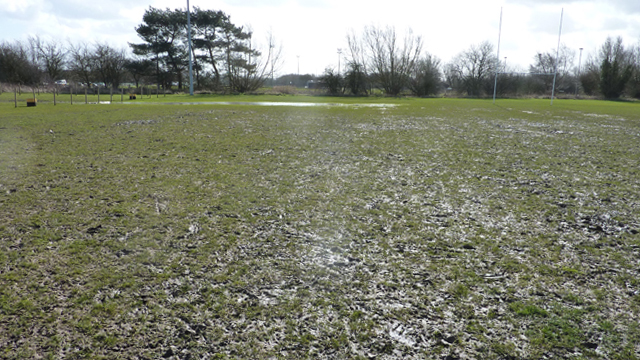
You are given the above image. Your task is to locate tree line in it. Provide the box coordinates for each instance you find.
[0,36,132,90]
[0,6,281,93]
[322,26,640,99]
[1,5,639,99]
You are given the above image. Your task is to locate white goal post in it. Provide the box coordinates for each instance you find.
[492,8,565,104]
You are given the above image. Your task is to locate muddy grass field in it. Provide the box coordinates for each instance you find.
[0,98,639,359]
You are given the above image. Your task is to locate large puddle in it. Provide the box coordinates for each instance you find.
[79,101,398,108]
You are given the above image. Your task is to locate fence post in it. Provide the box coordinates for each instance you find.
[121,88,123,103]
[53,89,56,106]
[85,88,88,104]
[14,88,17,108]
[110,87,113,103]
[98,87,100,103]
[71,89,73,105]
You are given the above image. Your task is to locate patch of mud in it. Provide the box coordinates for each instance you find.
[583,113,626,121]
[115,120,158,126]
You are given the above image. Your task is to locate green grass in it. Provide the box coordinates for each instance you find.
[0,95,639,358]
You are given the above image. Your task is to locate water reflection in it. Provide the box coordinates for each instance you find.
[118,101,397,108]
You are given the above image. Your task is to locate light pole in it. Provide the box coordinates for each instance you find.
[270,44,275,86]
[576,47,583,97]
[297,55,300,76]
[337,48,342,75]
[187,0,194,95]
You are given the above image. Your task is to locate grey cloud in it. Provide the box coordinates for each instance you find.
[602,17,631,31]
[606,0,640,13]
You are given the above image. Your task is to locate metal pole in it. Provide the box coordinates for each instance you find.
[338,48,342,75]
[187,0,194,96]
[550,8,564,105]
[493,7,503,104]
[269,44,275,85]
[576,47,583,97]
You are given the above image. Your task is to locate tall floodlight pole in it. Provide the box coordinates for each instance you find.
[337,48,342,75]
[297,55,300,76]
[270,44,275,85]
[493,7,503,104]
[187,0,194,96]
[576,47,583,97]
[550,8,564,105]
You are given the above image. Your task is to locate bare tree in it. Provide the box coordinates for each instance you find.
[93,43,128,89]
[529,44,575,93]
[0,40,40,86]
[579,54,601,96]
[29,36,66,83]
[628,41,640,99]
[68,42,96,86]
[408,53,441,97]
[225,29,283,93]
[344,62,369,95]
[443,62,460,93]
[346,29,368,75]
[320,67,343,95]
[448,41,497,97]
[125,57,154,88]
[360,25,422,96]
[343,29,370,95]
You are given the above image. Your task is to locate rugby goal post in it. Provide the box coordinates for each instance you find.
[493,8,565,105]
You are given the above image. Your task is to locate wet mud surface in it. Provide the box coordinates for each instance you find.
[0,103,639,359]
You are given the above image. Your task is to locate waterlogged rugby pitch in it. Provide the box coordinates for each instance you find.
[0,97,639,359]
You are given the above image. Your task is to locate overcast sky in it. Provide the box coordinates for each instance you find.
[1,0,639,76]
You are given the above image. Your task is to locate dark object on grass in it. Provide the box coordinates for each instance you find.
[87,225,102,235]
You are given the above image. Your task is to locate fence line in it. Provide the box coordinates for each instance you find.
[4,84,175,107]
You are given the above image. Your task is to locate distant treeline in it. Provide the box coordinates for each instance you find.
[1,6,639,99]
